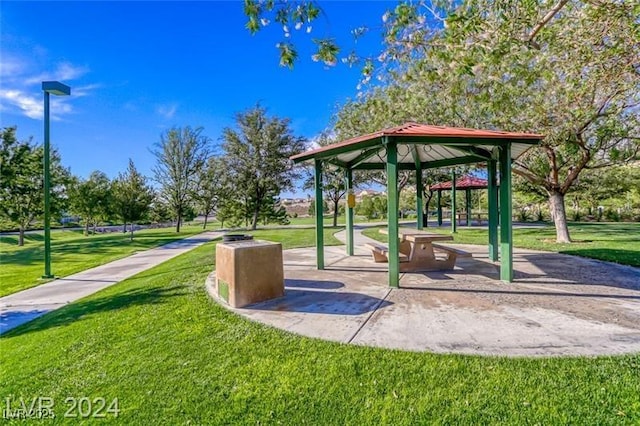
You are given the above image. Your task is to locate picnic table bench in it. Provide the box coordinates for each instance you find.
[364,229,472,272]
[364,243,409,263]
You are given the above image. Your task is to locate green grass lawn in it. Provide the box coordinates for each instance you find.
[0,225,206,297]
[287,214,392,227]
[362,222,640,267]
[2,227,638,424]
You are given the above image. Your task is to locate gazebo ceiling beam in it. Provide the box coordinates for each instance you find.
[351,155,483,170]
[451,145,493,160]
[325,158,348,169]
[346,146,383,169]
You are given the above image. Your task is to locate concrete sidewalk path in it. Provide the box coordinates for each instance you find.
[1,231,222,334]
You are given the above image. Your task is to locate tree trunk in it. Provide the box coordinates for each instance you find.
[176,215,182,233]
[332,200,339,228]
[203,214,208,230]
[549,191,571,243]
[130,223,134,242]
[424,201,430,228]
[18,224,25,246]
[84,221,90,236]
[123,223,127,233]
[251,203,259,230]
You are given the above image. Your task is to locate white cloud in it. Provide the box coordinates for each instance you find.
[0,57,26,78]
[156,103,178,119]
[25,62,89,85]
[72,83,101,97]
[0,90,42,119]
[307,129,337,149]
[0,53,91,120]
[0,89,72,120]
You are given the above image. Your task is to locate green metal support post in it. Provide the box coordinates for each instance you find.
[345,168,354,256]
[499,146,513,281]
[386,138,400,288]
[487,159,499,261]
[451,170,457,233]
[437,190,442,226]
[465,188,471,227]
[42,90,53,278]
[416,164,424,230]
[41,81,69,279]
[314,159,324,269]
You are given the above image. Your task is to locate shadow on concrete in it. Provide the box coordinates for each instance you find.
[157,237,218,249]
[519,253,640,291]
[326,266,388,273]
[246,288,392,315]
[399,285,640,300]
[1,284,187,337]
[55,278,118,283]
[285,278,344,290]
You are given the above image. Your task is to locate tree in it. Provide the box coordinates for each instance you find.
[68,171,112,236]
[243,1,583,70]
[0,127,70,246]
[330,1,639,242]
[259,194,290,226]
[242,1,336,68]
[570,164,640,218]
[246,1,639,242]
[301,132,368,227]
[149,192,173,224]
[308,198,328,217]
[112,160,153,241]
[222,106,306,230]
[194,156,226,229]
[152,126,211,233]
[422,169,460,227]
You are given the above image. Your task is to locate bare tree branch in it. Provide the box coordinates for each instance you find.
[525,0,569,44]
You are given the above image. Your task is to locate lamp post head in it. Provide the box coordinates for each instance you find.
[42,81,71,96]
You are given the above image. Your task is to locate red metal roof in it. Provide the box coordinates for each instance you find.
[291,122,543,162]
[429,175,488,190]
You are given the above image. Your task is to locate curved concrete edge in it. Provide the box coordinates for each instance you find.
[203,244,640,358]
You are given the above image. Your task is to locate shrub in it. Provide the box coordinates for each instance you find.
[604,209,620,222]
[571,209,582,222]
[517,208,530,222]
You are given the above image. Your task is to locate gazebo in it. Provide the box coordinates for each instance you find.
[290,122,543,287]
[429,175,488,230]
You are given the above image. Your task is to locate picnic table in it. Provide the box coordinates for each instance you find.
[365,229,471,272]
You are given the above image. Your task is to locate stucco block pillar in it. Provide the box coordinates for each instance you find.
[215,240,284,308]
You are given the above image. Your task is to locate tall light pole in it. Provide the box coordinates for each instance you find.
[42,81,70,279]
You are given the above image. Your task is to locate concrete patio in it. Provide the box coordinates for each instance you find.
[207,237,640,357]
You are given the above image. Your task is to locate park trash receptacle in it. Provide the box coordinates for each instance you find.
[215,239,284,308]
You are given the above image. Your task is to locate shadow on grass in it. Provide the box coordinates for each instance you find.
[0,234,204,267]
[0,233,47,245]
[1,284,187,337]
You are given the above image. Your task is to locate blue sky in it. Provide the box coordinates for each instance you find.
[1,1,394,197]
